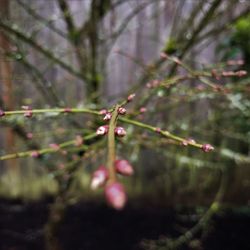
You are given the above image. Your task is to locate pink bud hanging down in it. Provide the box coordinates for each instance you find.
[202,144,214,152]
[118,107,126,115]
[96,125,109,135]
[105,182,127,210]
[115,127,126,137]
[90,166,109,190]
[103,112,112,121]
[115,159,134,176]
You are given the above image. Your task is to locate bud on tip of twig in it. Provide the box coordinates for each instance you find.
[105,182,127,210]
[127,93,136,102]
[118,107,126,115]
[202,144,214,152]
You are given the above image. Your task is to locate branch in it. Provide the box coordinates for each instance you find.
[57,0,77,41]
[16,0,67,39]
[0,132,97,161]
[0,20,85,80]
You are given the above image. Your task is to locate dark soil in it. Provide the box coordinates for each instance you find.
[0,198,250,250]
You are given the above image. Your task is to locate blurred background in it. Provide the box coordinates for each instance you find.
[0,0,250,249]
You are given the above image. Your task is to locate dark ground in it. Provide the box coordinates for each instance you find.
[0,198,250,250]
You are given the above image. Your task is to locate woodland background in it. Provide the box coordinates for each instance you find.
[0,0,250,249]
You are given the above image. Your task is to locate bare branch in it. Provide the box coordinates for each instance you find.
[0,20,85,80]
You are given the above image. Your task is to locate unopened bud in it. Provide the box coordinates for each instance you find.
[49,143,60,151]
[31,151,40,158]
[202,144,214,152]
[105,182,127,210]
[63,107,72,113]
[90,166,109,190]
[127,93,136,102]
[115,159,134,176]
[118,107,126,115]
[115,127,126,137]
[24,110,33,118]
[99,109,108,115]
[155,127,162,133]
[96,125,109,135]
[103,112,112,121]
[139,107,147,113]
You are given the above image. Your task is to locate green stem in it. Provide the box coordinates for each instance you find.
[0,132,97,161]
[120,117,203,149]
[107,105,120,183]
[1,108,99,116]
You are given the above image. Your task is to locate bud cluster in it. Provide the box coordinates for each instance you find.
[90,159,134,210]
[96,104,129,137]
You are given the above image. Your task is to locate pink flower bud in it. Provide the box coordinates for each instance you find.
[139,107,147,113]
[63,107,72,113]
[0,110,5,117]
[115,127,126,137]
[90,166,109,190]
[118,107,126,115]
[182,138,196,146]
[31,151,40,158]
[105,182,127,210]
[96,125,109,135]
[202,144,214,152]
[24,110,33,118]
[155,127,161,133]
[115,159,134,176]
[49,143,60,151]
[26,132,33,139]
[127,93,136,102]
[99,109,108,115]
[103,112,112,121]
[182,140,188,146]
[187,138,196,144]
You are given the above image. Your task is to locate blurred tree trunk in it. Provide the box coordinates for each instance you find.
[0,0,16,169]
